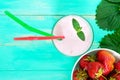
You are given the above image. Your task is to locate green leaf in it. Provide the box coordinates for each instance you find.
[72,18,85,41]
[96,0,120,31]
[99,31,120,53]
[72,18,82,31]
[107,0,120,3]
[77,31,85,41]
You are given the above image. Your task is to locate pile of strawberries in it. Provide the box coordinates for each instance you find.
[73,50,120,80]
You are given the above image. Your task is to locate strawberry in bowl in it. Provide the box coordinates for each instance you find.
[71,48,120,80]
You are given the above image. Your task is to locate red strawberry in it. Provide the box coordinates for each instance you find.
[87,76,105,80]
[103,61,114,76]
[114,60,120,72]
[86,76,106,80]
[87,62,104,79]
[99,76,105,80]
[79,55,95,70]
[73,69,88,80]
[97,50,115,76]
[110,73,120,80]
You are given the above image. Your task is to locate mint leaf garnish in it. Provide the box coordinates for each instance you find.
[72,18,85,41]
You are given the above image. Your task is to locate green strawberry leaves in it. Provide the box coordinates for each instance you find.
[107,0,120,3]
[96,0,120,54]
[72,18,85,41]
[96,0,120,31]
[99,31,120,53]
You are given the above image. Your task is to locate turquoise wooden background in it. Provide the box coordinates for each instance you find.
[0,0,111,80]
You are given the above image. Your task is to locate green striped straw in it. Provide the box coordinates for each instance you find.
[4,11,53,36]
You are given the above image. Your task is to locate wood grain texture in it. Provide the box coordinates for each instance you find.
[0,0,110,80]
[0,0,101,15]
[0,71,71,80]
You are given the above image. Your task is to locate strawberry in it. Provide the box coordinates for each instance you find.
[99,76,105,80]
[97,50,115,76]
[73,69,88,80]
[87,76,106,80]
[103,61,114,76]
[114,60,120,72]
[87,62,104,79]
[79,54,95,70]
[110,73,120,80]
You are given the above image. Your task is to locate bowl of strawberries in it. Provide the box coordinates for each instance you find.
[71,48,120,80]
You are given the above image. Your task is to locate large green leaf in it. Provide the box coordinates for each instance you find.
[99,31,120,53]
[107,0,120,3]
[96,0,120,31]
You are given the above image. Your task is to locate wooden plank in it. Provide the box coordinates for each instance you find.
[0,0,101,15]
[0,45,79,70]
[0,70,71,80]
